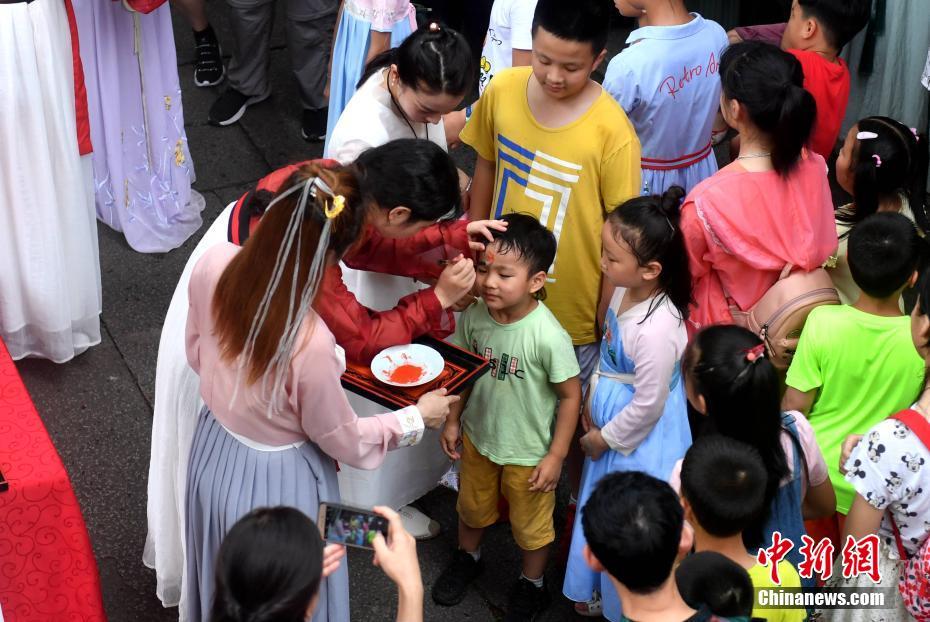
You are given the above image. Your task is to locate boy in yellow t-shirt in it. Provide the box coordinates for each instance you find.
[680,436,806,622]
[461,0,641,379]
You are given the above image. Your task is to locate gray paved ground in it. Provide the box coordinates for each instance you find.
[13,6,636,621]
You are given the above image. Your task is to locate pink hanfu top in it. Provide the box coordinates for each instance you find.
[186,243,423,464]
[680,151,837,333]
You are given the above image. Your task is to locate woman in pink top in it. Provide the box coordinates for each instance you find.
[183,162,462,622]
[681,41,837,332]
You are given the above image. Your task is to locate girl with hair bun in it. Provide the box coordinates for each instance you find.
[680,40,838,333]
[325,22,476,161]
[827,116,930,304]
[564,187,694,619]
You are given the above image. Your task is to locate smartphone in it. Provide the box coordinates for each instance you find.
[318,501,389,550]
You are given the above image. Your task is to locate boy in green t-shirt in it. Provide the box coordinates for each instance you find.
[433,214,582,620]
[681,436,806,622]
[784,213,924,540]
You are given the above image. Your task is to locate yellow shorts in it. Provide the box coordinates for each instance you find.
[456,434,555,551]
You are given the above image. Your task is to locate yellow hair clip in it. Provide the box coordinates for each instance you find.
[325,194,346,220]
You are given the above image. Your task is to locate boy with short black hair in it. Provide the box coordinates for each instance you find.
[680,436,805,622]
[728,0,871,158]
[433,213,582,621]
[582,470,730,622]
[784,212,926,546]
[462,0,641,383]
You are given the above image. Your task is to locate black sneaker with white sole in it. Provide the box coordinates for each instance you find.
[503,577,551,622]
[208,89,268,126]
[431,550,483,606]
[301,108,328,142]
[192,26,224,87]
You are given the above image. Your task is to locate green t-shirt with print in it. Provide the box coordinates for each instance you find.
[785,305,924,513]
[452,299,580,466]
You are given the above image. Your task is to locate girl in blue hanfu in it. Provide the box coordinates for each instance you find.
[602,0,728,194]
[564,187,693,619]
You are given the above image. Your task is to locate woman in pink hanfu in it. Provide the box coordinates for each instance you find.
[681,41,837,333]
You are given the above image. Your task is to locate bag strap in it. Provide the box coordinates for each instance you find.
[889,409,930,450]
[884,409,930,560]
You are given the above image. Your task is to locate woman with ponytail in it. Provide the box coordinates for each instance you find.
[183,161,460,622]
[827,116,930,305]
[671,325,836,585]
[680,41,837,332]
[564,187,694,618]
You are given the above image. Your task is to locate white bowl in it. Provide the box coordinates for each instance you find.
[370,344,445,387]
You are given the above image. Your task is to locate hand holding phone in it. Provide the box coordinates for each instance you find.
[371,506,424,622]
[319,502,389,550]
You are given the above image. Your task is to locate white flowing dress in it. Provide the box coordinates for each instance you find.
[0,0,102,362]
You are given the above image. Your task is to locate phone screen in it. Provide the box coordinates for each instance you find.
[320,503,389,550]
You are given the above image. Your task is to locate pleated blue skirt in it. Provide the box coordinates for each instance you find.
[184,407,349,622]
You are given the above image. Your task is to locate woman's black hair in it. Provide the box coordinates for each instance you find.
[210,507,323,622]
[358,24,476,96]
[683,325,790,549]
[720,41,817,176]
[354,139,462,222]
[606,186,693,322]
[836,116,930,237]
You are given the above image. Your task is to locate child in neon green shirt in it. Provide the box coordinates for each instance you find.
[784,213,924,517]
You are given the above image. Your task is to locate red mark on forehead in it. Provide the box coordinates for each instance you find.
[485,250,495,264]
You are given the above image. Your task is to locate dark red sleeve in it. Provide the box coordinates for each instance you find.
[65,0,92,155]
[315,264,455,365]
[343,220,473,281]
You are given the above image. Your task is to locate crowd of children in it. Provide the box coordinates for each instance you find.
[424,0,929,620]
[121,0,930,620]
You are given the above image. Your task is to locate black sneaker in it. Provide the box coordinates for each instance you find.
[208,88,268,126]
[192,26,225,87]
[301,108,328,142]
[431,550,483,606]
[503,576,550,622]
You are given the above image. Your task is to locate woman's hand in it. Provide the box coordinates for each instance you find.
[435,256,476,309]
[579,428,609,461]
[371,506,424,599]
[839,434,864,474]
[321,543,346,578]
[416,388,459,429]
[466,219,508,252]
